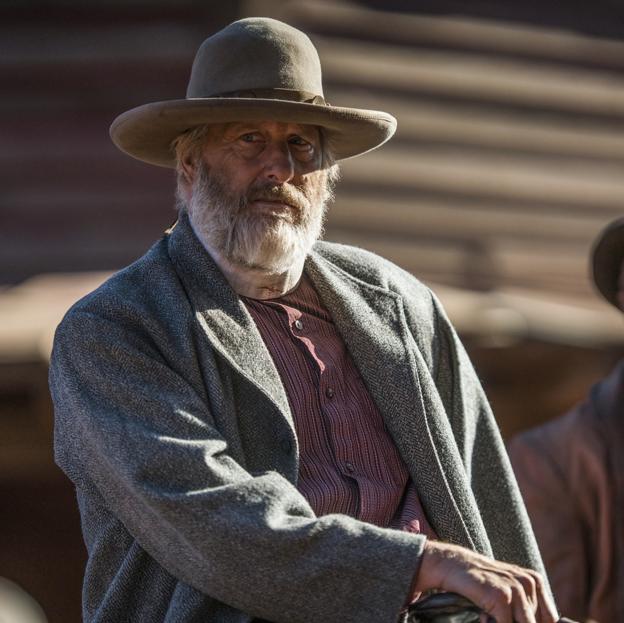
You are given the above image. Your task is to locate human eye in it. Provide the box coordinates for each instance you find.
[289,135,310,147]
[239,132,261,143]
[288,135,316,159]
[235,131,266,157]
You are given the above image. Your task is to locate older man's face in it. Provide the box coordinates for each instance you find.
[184,120,335,274]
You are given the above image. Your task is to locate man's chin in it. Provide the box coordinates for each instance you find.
[232,252,302,275]
[227,239,308,274]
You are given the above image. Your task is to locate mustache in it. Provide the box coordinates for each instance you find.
[246,183,309,211]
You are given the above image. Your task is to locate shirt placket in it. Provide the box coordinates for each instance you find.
[283,306,362,503]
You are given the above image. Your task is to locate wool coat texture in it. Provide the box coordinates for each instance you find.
[50,213,546,623]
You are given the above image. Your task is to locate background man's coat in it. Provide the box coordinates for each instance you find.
[511,363,624,623]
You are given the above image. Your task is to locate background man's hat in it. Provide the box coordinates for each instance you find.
[110,17,397,167]
[591,216,624,310]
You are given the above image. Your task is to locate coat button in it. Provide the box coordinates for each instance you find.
[325,387,335,398]
[345,462,355,473]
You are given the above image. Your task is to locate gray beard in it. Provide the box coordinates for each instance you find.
[184,163,334,274]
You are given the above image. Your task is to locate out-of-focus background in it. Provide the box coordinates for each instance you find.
[2,0,624,620]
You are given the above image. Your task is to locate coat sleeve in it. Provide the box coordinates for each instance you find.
[50,308,425,623]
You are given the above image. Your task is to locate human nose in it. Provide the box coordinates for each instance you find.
[261,141,295,184]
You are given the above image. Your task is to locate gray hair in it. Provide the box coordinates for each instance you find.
[172,125,213,192]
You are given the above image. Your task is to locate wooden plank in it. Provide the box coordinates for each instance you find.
[319,38,624,117]
[325,229,592,297]
[339,148,624,212]
[327,196,606,244]
[328,92,624,162]
[273,0,624,69]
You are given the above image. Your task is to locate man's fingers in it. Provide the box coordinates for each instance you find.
[414,541,557,623]
[479,583,514,623]
[477,577,536,623]
[515,570,538,610]
[490,564,557,623]
[534,578,559,623]
[509,577,537,623]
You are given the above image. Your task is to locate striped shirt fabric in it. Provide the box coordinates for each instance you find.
[243,274,436,538]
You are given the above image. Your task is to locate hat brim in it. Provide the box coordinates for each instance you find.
[109,98,397,167]
[591,217,624,310]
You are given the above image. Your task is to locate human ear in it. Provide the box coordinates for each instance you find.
[180,152,198,186]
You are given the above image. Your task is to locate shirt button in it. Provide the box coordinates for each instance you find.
[325,387,334,399]
[280,437,292,454]
[294,319,303,331]
[345,462,355,473]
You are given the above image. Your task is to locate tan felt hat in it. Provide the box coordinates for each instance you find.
[110,17,397,167]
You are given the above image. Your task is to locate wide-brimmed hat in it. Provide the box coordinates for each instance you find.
[110,17,397,167]
[591,217,624,310]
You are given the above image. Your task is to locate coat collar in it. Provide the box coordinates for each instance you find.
[166,212,293,432]
[305,252,483,550]
[166,214,482,549]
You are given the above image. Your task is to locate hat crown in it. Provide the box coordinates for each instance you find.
[186,17,324,100]
[110,17,396,168]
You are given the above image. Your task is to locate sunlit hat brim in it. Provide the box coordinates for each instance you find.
[110,97,397,168]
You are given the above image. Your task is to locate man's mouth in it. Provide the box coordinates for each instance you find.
[250,198,296,217]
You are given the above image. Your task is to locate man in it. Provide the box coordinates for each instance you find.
[50,17,557,623]
[510,218,624,623]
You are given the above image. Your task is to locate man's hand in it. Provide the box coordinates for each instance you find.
[412,540,558,623]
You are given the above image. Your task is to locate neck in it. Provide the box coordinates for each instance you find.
[185,210,306,299]
[208,248,305,299]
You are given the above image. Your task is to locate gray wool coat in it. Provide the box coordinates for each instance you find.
[50,212,546,623]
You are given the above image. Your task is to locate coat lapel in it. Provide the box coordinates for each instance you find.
[166,217,481,549]
[306,251,479,549]
[166,214,294,435]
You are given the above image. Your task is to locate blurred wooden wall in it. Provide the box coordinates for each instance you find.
[2,1,624,621]
[1,3,240,621]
